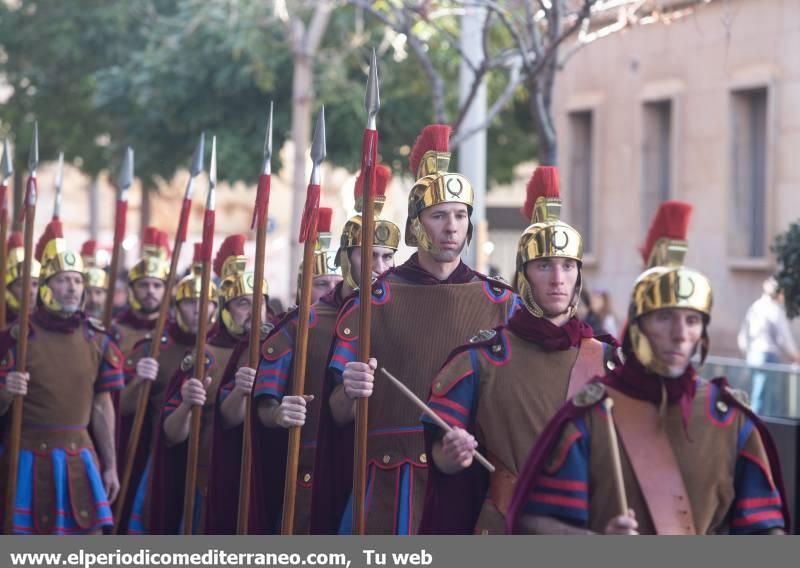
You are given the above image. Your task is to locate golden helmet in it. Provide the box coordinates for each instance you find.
[337,165,401,290]
[35,220,85,312]
[311,207,341,279]
[128,226,171,312]
[213,234,266,337]
[625,201,714,374]
[80,239,110,290]
[175,242,219,332]
[5,231,41,312]
[295,208,341,304]
[405,124,474,250]
[515,166,584,318]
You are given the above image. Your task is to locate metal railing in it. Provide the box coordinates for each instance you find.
[703,355,800,419]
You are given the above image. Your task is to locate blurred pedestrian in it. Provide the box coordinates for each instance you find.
[738,277,800,414]
[591,290,619,339]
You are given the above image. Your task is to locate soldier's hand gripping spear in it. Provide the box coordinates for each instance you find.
[237,102,274,534]
[0,139,13,329]
[353,49,380,535]
[281,107,325,535]
[112,134,205,532]
[3,123,38,534]
[182,136,217,535]
[103,148,133,330]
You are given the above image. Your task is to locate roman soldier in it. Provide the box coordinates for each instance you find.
[155,234,268,534]
[122,243,218,533]
[311,124,517,534]
[113,227,171,356]
[0,220,124,534]
[4,232,40,326]
[296,210,343,307]
[505,202,789,535]
[80,240,110,320]
[223,168,400,534]
[419,166,616,534]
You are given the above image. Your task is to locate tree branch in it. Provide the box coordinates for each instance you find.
[305,0,335,55]
[451,62,524,147]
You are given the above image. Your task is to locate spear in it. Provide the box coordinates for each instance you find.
[352,49,380,535]
[102,148,133,330]
[3,123,38,534]
[112,134,205,532]
[183,135,217,535]
[51,151,63,221]
[237,102,273,534]
[281,107,325,535]
[0,139,13,329]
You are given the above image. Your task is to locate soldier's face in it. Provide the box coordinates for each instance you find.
[132,278,165,313]
[348,246,396,283]
[177,298,217,333]
[311,275,342,304]
[84,287,107,318]
[48,272,85,313]
[227,295,265,332]
[9,279,39,313]
[419,203,469,262]
[638,308,704,378]
[525,257,579,319]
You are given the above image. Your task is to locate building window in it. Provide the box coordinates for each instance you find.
[642,100,672,229]
[730,87,768,258]
[568,110,593,254]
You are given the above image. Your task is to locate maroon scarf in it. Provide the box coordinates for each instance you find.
[167,320,197,346]
[319,280,347,309]
[603,354,697,434]
[208,320,243,349]
[117,307,158,331]
[507,308,596,351]
[31,307,84,334]
[392,253,475,285]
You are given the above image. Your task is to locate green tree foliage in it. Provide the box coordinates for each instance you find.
[772,221,800,319]
[2,1,535,193]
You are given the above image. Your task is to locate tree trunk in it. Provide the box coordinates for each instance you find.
[89,175,99,240]
[527,75,558,166]
[289,52,314,299]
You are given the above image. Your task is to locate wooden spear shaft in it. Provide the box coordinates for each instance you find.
[3,187,35,534]
[602,397,628,517]
[280,220,317,535]
[0,184,9,329]
[182,253,213,535]
[237,173,271,533]
[112,201,191,532]
[102,199,127,330]
[353,141,376,535]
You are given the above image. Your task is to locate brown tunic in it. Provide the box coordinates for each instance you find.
[549,381,773,534]
[259,300,339,534]
[0,318,122,533]
[114,320,155,359]
[333,275,515,533]
[430,328,605,533]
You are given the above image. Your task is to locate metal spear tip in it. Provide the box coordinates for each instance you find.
[28,121,39,173]
[365,48,380,128]
[190,132,206,177]
[54,152,64,190]
[0,139,12,182]
[207,136,217,209]
[261,101,273,175]
[117,147,135,191]
[310,106,326,165]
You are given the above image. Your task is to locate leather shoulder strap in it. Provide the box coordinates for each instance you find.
[609,388,696,535]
